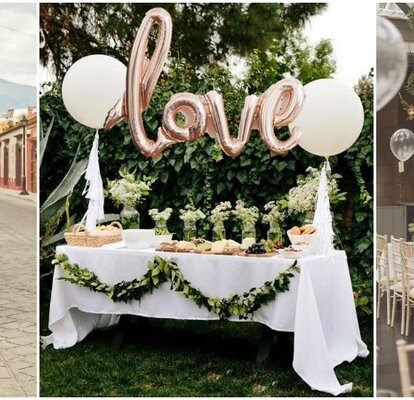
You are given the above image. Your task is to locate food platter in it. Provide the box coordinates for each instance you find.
[242,252,278,258]
[153,229,318,259]
[155,246,279,258]
[277,248,307,259]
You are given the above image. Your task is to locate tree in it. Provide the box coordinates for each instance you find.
[40,3,328,81]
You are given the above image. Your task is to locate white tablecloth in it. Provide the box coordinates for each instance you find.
[45,246,368,396]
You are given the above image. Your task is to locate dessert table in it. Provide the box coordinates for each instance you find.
[45,245,368,396]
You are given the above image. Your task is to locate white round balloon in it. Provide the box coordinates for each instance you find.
[289,79,364,158]
[62,55,126,129]
[390,128,414,162]
[377,16,407,111]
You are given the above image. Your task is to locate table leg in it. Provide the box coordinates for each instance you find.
[274,331,293,362]
[111,315,132,350]
[256,325,276,362]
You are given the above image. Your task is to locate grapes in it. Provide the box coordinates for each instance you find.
[273,240,283,250]
[245,240,281,254]
[258,239,278,253]
[246,242,266,254]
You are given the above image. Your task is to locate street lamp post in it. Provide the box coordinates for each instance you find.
[19,116,29,196]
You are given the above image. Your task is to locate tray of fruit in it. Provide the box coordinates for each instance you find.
[239,239,280,257]
[156,238,283,257]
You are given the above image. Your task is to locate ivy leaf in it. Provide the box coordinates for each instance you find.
[55,256,297,317]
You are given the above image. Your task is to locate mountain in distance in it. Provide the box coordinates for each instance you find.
[0,78,36,114]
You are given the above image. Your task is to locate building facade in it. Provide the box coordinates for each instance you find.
[27,111,37,193]
[0,108,37,193]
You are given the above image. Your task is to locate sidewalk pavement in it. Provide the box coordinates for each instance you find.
[0,194,36,396]
[0,188,37,204]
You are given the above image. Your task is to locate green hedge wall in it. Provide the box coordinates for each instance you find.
[40,62,373,323]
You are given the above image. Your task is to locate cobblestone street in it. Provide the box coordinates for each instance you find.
[0,193,36,396]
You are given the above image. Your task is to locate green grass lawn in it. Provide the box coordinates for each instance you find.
[40,311,373,397]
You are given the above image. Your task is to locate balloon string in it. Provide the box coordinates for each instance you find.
[325,157,331,172]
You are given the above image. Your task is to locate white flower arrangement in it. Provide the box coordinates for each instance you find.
[262,201,284,225]
[149,208,173,235]
[106,168,155,208]
[209,201,232,225]
[149,208,173,222]
[179,204,206,225]
[287,167,345,215]
[233,200,259,225]
[409,220,414,240]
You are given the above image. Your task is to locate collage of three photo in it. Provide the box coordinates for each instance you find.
[0,1,411,398]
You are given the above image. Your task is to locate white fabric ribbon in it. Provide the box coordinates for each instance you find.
[81,130,105,231]
[311,162,334,255]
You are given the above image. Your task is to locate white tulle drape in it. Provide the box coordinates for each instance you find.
[81,130,105,231]
[311,163,334,255]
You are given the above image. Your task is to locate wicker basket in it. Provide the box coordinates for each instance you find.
[64,221,123,247]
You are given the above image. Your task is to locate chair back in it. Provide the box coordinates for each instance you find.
[376,234,388,282]
[391,236,404,285]
[397,339,414,396]
[400,241,414,290]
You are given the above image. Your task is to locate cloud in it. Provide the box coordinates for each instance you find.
[0,4,36,87]
[305,2,375,86]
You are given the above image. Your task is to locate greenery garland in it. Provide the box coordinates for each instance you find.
[53,254,299,320]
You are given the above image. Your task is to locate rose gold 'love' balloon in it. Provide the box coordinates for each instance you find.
[104,7,305,159]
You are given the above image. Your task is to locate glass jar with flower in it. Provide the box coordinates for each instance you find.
[149,208,173,235]
[233,200,259,241]
[179,203,206,241]
[263,201,284,247]
[209,201,231,241]
[106,168,156,229]
[287,167,346,224]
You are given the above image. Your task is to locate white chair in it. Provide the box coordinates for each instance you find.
[377,234,391,325]
[391,237,407,335]
[396,339,414,396]
[401,241,414,336]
